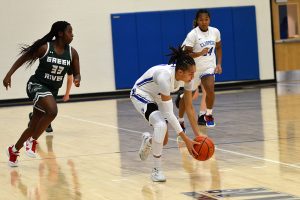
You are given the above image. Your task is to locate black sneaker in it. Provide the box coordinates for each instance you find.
[197,115,206,126]
[45,124,53,133]
[175,89,184,109]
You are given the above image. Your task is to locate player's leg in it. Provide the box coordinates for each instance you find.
[148,110,167,182]
[201,75,215,127]
[32,95,57,139]
[23,96,57,158]
[198,84,207,125]
[130,89,167,182]
[176,73,201,131]
[7,82,56,166]
[29,112,53,133]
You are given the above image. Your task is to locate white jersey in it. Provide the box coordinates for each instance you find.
[133,64,193,98]
[183,26,221,72]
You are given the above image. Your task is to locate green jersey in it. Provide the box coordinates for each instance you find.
[34,42,72,90]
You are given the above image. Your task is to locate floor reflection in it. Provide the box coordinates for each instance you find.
[10,135,81,200]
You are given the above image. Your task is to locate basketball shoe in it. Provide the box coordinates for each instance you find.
[24,139,38,158]
[205,115,215,127]
[6,146,19,167]
[139,132,152,161]
[151,168,166,182]
[197,114,206,126]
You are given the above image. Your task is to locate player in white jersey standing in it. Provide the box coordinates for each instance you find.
[130,46,201,182]
[177,9,222,127]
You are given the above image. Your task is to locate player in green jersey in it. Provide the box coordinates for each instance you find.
[3,21,81,167]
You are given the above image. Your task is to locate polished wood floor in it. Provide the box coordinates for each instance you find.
[1,82,300,200]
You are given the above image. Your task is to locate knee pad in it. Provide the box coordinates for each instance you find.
[149,111,167,144]
[145,103,158,121]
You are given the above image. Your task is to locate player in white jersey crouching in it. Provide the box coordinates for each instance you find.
[177,9,222,128]
[130,46,201,182]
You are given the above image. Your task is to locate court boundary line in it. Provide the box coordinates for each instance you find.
[59,114,300,170]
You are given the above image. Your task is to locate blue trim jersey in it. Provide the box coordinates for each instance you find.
[33,42,73,90]
[183,26,221,72]
[133,64,193,97]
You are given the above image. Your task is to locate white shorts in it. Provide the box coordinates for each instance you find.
[130,87,167,121]
[193,67,215,90]
[130,87,155,117]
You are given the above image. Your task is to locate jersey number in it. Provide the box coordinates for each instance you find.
[51,65,64,75]
[203,47,214,56]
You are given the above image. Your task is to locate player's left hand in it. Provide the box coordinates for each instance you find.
[3,75,12,90]
[214,64,222,74]
[73,74,81,87]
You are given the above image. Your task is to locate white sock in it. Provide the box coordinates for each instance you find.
[178,117,184,123]
[12,145,18,153]
[206,109,213,115]
[154,156,162,169]
[199,111,206,116]
[29,137,35,142]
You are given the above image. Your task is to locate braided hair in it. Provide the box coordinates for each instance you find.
[168,46,195,71]
[193,9,210,28]
[20,21,70,66]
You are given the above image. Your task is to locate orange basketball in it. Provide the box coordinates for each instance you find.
[192,135,215,161]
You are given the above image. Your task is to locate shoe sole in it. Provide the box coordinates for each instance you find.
[206,124,216,128]
[6,148,18,167]
[151,177,166,182]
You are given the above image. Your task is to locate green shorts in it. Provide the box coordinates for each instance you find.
[26,76,58,107]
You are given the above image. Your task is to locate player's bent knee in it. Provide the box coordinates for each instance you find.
[145,103,158,121]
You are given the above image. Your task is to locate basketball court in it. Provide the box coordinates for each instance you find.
[0,81,299,200]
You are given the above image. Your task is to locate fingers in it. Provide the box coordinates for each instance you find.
[74,80,80,87]
[192,147,198,156]
[4,82,11,90]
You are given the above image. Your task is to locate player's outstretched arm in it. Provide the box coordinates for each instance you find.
[160,93,199,155]
[3,44,47,90]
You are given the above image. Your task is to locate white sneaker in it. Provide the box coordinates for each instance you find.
[23,139,38,158]
[151,168,166,182]
[139,132,151,161]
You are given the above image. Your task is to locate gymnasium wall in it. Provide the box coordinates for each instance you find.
[111,6,261,89]
[0,0,274,100]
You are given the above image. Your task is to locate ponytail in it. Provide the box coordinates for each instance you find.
[20,21,70,66]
